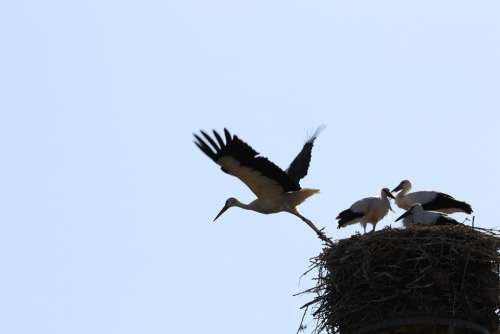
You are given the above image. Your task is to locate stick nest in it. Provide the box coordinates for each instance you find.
[306,225,500,334]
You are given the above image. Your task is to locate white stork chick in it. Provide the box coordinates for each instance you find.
[395,203,460,228]
[336,188,395,233]
[392,180,473,214]
[194,127,332,244]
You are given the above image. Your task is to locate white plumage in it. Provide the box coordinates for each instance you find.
[392,180,473,214]
[194,127,332,244]
[336,188,395,233]
[395,203,460,228]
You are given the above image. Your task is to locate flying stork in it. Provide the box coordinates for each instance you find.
[336,188,395,233]
[193,127,332,244]
[396,203,460,228]
[392,180,473,214]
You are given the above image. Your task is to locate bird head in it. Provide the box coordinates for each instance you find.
[392,179,411,193]
[213,197,239,222]
[382,188,395,199]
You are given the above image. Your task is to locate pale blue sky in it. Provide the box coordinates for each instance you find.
[0,1,499,333]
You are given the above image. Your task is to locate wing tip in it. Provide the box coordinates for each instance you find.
[224,127,231,136]
[308,124,326,142]
[193,131,218,161]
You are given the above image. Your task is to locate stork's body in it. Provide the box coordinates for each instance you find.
[225,188,320,215]
[396,203,460,228]
[194,127,331,244]
[392,180,472,214]
[336,188,394,233]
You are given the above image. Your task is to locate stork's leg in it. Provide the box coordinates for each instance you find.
[289,209,333,245]
[371,224,376,233]
[362,224,366,234]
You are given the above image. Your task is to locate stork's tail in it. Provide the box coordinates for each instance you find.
[459,201,473,214]
[293,188,320,206]
[336,209,364,228]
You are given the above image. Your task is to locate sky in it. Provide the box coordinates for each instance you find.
[0,0,499,333]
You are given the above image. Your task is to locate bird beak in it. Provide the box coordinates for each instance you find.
[395,210,411,222]
[392,184,402,192]
[213,204,230,222]
[386,190,395,199]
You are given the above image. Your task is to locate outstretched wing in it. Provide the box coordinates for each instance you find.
[194,129,301,199]
[286,126,324,183]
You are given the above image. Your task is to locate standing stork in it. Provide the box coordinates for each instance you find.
[392,180,473,214]
[193,127,332,244]
[395,203,460,228]
[336,188,395,233]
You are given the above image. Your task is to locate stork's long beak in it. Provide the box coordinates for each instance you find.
[392,184,402,193]
[395,210,411,222]
[213,204,230,222]
[387,191,395,199]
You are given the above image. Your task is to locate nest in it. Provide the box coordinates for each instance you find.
[305,225,500,334]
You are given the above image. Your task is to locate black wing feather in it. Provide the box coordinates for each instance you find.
[193,134,218,161]
[212,130,225,148]
[336,209,364,228]
[200,130,221,153]
[194,129,301,194]
[287,126,324,183]
[224,128,232,144]
[422,193,473,214]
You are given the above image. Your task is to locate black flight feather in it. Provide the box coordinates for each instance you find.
[194,129,301,193]
[336,209,364,228]
[286,126,324,183]
[422,193,473,214]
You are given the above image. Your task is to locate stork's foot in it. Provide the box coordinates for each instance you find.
[290,210,334,246]
[316,228,334,246]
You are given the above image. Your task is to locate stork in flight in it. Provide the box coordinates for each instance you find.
[193,127,332,244]
[391,180,473,214]
[396,203,460,228]
[336,188,395,233]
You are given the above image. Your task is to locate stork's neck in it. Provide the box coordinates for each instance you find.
[233,200,254,211]
[381,193,393,211]
[237,198,274,214]
[397,185,411,197]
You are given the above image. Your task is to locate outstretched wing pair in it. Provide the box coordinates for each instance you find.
[193,128,322,199]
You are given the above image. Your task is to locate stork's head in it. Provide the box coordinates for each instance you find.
[213,197,239,222]
[395,203,423,222]
[392,179,412,193]
[381,188,395,199]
